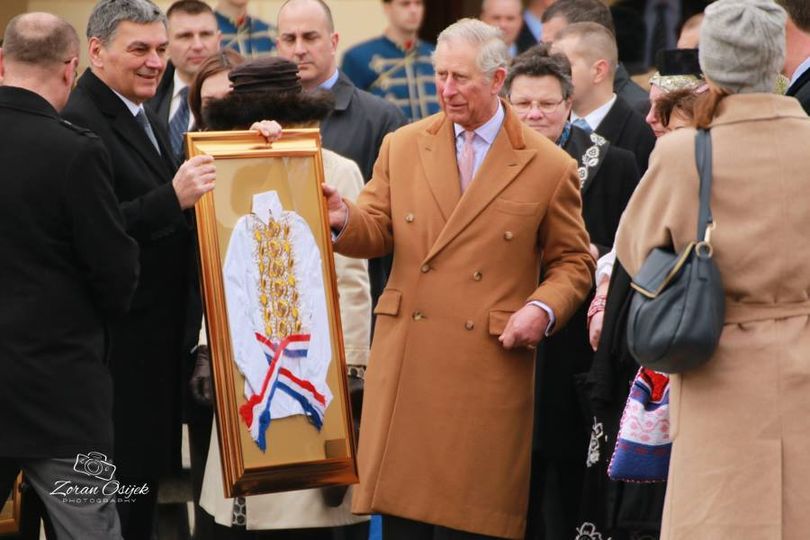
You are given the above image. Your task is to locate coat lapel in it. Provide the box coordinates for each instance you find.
[417,117,462,223]
[424,105,536,262]
[81,70,175,181]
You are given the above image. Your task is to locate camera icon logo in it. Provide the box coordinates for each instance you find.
[73,451,116,481]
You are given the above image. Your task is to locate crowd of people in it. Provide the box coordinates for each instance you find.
[2,0,810,539]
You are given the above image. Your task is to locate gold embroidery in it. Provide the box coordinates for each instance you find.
[252,212,302,340]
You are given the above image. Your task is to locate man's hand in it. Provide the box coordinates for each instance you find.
[173,155,216,210]
[589,310,604,351]
[250,120,282,142]
[499,304,549,350]
[589,242,600,261]
[322,183,348,232]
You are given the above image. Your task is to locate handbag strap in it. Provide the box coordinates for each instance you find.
[694,128,714,242]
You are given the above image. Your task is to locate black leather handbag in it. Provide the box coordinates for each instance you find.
[626,129,725,373]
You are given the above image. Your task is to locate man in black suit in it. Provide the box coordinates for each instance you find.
[0,12,139,539]
[541,0,651,116]
[779,0,810,113]
[505,46,640,540]
[552,22,656,175]
[516,0,554,53]
[275,0,406,309]
[148,0,221,159]
[61,1,216,537]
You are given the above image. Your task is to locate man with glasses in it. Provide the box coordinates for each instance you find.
[0,12,138,539]
[62,1,215,537]
[505,45,639,540]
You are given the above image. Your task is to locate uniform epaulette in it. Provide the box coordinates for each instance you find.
[59,118,98,139]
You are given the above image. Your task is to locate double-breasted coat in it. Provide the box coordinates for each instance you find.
[615,94,810,539]
[335,102,594,539]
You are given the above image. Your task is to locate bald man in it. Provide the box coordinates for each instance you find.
[480,0,524,56]
[0,12,138,539]
[552,22,655,174]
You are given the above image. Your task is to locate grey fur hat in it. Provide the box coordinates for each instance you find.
[699,0,787,94]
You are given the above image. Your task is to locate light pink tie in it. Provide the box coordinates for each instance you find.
[459,130,476,192]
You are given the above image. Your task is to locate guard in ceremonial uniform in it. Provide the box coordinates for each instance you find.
[341,0,439,122]
[215,0,274,57]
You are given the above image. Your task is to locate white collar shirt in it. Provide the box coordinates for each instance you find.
[570,93,617,132]
[789,56,810,90]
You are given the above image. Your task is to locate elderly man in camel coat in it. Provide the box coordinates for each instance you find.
[325,18,594,540]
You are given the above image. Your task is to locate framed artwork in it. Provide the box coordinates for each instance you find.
[0,474,21,535]
[187,129,358,498]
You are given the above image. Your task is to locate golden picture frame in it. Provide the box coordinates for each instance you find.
[187,129,358,498]
[0,474,22,535]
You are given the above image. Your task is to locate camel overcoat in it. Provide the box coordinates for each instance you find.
[615,94,810,540]
[334,102,594,539]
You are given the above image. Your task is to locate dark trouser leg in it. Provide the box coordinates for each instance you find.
[382,515,434,540]
[334,521,371,540]
[116,475,159,540]
[20,457,122,540]
[188,406,214,539]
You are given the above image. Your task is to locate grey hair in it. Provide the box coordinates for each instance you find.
[435,18,509,78]
[87,0,166,43]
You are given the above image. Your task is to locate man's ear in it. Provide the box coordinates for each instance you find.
[331,31,340,52]
[214,30,222,49]
[0,49,5,81]
[491,66,507,95]
[593,58,611,84]
[88,36,104,69]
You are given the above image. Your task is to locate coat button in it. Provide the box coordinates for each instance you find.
[412,311,424,320]
[465,320,475,330]
[503,231,514,240]
[421,264,431,273]
[405,213,415,223]
[473,271,482,281]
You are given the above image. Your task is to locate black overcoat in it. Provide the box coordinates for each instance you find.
[63,69,196,477]
[0,86,139,459]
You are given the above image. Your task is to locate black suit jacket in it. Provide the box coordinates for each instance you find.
[535,125,640,456]
[787,65,810,115]
[322,71,406,181]
[0,86,139,459]
[63,69,195,476]
[322,71,406,309]
[147,62,175,133]
[595,95,657,176]
[516,21,538,54]
[614,63,651,117]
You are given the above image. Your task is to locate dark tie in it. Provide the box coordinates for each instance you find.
[572,117,592,134]
[169,86,190,158]
[135,108,161,155]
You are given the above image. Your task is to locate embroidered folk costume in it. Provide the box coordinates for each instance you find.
[215,10,275,59]
[223,191,332,451]
[341,36,440,122]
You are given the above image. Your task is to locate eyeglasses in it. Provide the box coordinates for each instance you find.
[510,98,566,114]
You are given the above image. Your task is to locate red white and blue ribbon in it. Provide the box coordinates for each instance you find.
[239,332,327,451]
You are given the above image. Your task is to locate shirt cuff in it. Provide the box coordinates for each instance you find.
[528,301,556,336]
[331,204,349,243]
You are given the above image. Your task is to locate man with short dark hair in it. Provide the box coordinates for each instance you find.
[778,0,810,112]
[0,12,138,539]
[542,0,651,115]
[62,0,215,537]
[552,22,655,174]
[215,0,274,58]
[277,0,406,310]
[149,0,220,159]
[341,0,440,122]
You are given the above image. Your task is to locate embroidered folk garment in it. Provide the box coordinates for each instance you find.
[223,191,332,451]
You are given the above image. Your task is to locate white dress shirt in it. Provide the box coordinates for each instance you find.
[789,56,810,90]
[570,94,617,133]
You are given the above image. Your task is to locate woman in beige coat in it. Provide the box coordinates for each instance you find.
[614,1,810,538]
[190,56,372,537]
